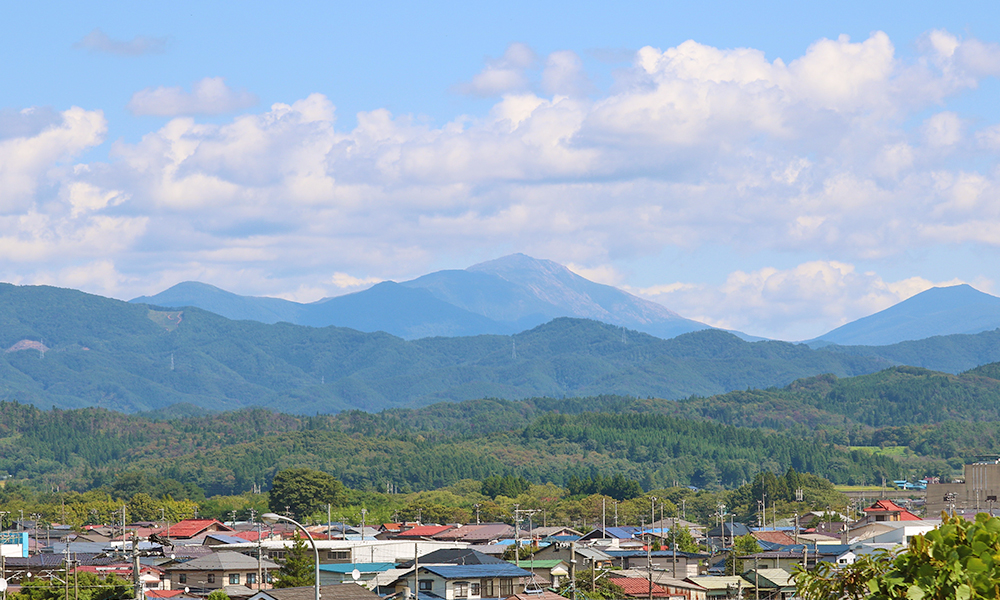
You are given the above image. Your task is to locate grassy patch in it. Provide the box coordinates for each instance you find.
[147,309,184,332]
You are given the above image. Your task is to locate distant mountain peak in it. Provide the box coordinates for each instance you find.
[813,283,1000,346]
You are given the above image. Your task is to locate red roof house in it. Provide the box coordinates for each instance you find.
[608,577,669,598]
[164,519,235,539]
[861,499,921,523]
[395,525,455,539]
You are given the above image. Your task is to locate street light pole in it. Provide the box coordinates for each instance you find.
[262,513,320,600]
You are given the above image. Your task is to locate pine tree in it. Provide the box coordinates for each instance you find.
[274,534,314,588]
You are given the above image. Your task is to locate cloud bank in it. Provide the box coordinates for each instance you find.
[127,77,258,116]
[6,30,1000,338]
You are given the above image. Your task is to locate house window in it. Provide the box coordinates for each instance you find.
[454,582,469,598]
[207,575,215,584]
[327,551,350,560]
[419,580,433,591]
[499,579,513,597]
[229,574,240,585]
[470,582,481,597]
[483,579,495,597]
[178,575,187,584]
[247,573,257,585]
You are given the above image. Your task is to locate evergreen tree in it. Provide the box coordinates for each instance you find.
[274,534,315,588]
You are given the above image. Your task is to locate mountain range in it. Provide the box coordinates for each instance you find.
[132,254,712,340]
[133,254,1000,347]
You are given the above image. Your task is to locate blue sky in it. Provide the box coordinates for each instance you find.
[3,1,1000,340]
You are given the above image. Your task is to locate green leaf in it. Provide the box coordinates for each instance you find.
[956,583,971,600]
[906,584,926,600]
[967,556,988,573]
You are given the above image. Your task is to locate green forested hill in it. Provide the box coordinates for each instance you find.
[9,359,1000,496]
[0,398,902,497]
[0,283,895,414]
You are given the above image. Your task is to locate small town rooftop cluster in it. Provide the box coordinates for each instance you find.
[0,494,955,600]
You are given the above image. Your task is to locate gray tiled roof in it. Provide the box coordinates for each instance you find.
[167,551,278,571]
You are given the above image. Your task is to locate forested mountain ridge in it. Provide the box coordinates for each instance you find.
[0,398,902,497]
[8,359,1000,496]
[0,282,897,414]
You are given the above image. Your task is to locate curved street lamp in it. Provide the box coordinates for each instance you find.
[261,513,320,600]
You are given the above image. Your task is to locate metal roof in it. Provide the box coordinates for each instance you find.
[418,563,533,579]
[166,550,278,571]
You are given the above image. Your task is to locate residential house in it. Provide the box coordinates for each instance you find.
[531,543,613,569]
[398,549,506,568]
[607,576,670,598]
[433,524,518,545]
[165,519,236,540]
[164,551,278,592]
[391,563,535,600]
[527,527,582,539]
[504,559,569,588]
[317,562,395,586]
[604,550,704,578]
[248,583,382,600]
[396,525,456,540]
[684,576,749,599]
[740,568,797,599]
[705,523,751,550]
[857,500,921,525]
[614,570,707,600]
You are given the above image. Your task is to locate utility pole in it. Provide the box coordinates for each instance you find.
[646,536,652,600]
[413,544,419,600]
[672,510,677,578]
[569,541,577,600]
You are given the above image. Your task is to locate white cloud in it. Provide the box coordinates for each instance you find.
[457,43,537,96]
[74,28,167,56]
[633,261,970,340]
[542,50,591,97]
[922,111,963,147]
[127,77,258,116]
[329,272,382,290]
[5,29,1000,337]
[0,107,106,213]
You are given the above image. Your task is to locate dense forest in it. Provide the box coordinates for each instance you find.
[4,346,1000,525]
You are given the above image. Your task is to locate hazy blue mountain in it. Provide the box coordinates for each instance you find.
[0,282,892,414]
[297,281,516,338]
[131,253,712,339]
[132,281,304,324]
[812,284,1000,346]
[406,253,711,339]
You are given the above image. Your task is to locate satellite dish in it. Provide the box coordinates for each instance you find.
[184,587,189,594]
[0,578,8,593]
[352,569,361,581]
